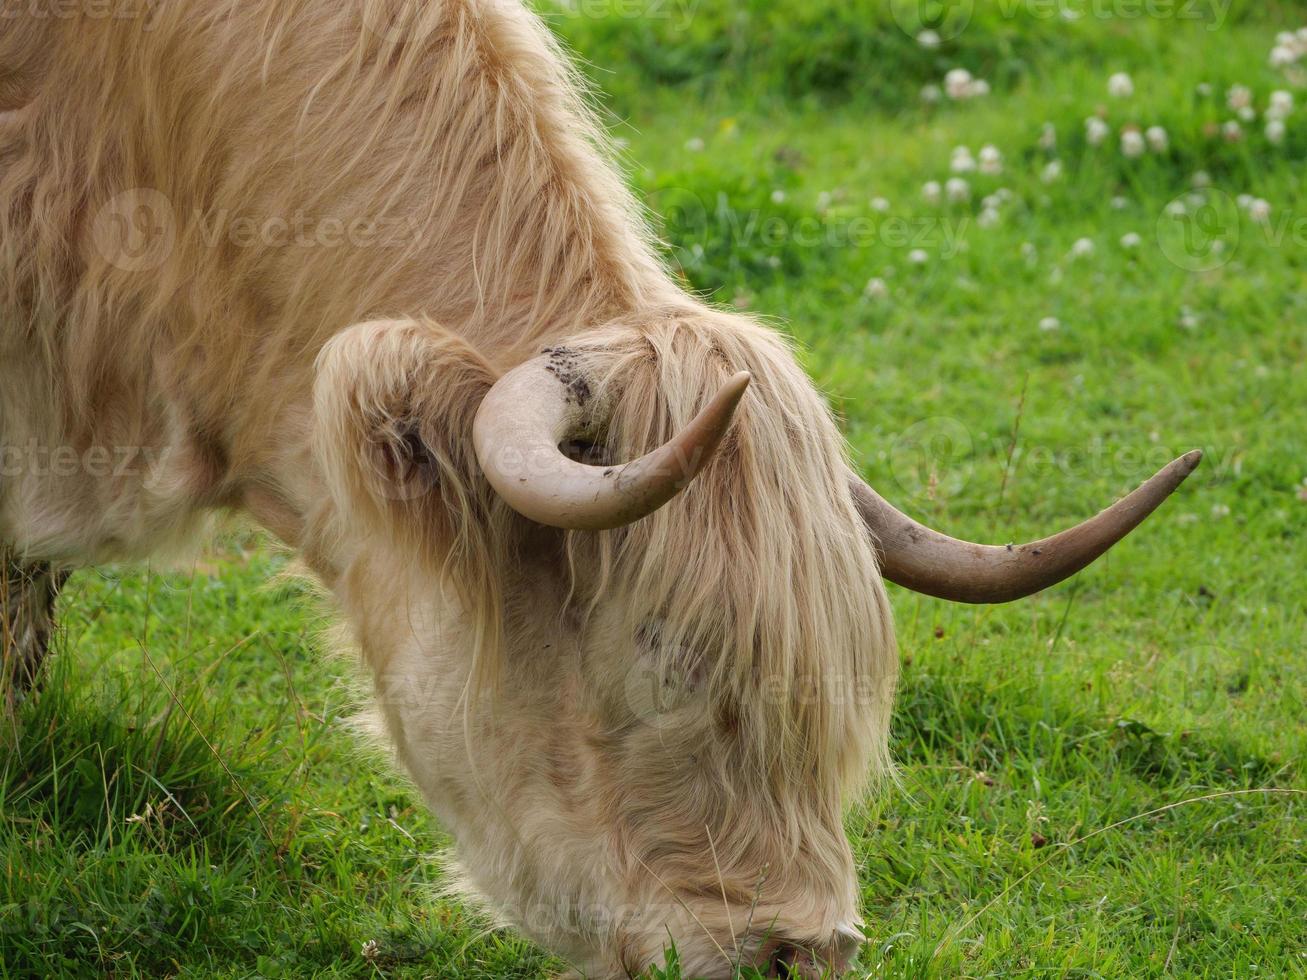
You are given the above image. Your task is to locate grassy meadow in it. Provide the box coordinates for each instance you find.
[2,1,1305,976]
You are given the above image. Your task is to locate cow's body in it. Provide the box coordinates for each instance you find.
[0,0,668,563]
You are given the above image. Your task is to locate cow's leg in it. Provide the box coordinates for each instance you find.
[1,551,68,707]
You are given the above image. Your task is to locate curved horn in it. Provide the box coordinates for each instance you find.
[474,354,751,531]
[851,450,1202,603]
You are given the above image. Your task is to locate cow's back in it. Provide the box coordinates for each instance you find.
[1,0,671,562]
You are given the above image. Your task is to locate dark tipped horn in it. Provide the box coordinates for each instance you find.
[851,451,1202,603]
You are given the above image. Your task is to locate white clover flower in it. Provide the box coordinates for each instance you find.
[870,196,891,213]
[1165,199,1187,216]
[944,68,974,99]
[1085,116,1110,146]
[946,177,971,202]
[1039,316,1061,331]
[1121,232,1143,248]
[1237,105,1257,123]
[685,137,705,152]
[1191,170,1211,188]
[978,208,1001,228]
[1270,45,1297,69]
[1211,503,1231,518]
[1108,72,1134,98]
[941,69,988,100]
[917,29,941,49]
[1248,198,1272,224]
[978,144,1003,175]
[1121,128,1146,158]
[864,277,889,299]
[1227,85,1252,111]
[922,181,942,204]
[1145,126,1168,152]
[1041,160,1063,184]
[1236,193,1254,209]
[1020,242,1037,261]
[1112,195,1129,210]
[1039,122,1057,150]
[1069,237,1095,258]
[1267,119,1287,145]
[1268,90,1294,119]
[1196,82,1214,97]
[770,189,787,204]
[951,146,977,173]
[921,84,942,104]
[1222,120,1243,141]
[907,248,929,265]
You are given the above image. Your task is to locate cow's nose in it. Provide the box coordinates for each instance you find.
[767,926,863,978]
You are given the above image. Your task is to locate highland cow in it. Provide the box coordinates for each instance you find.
[0,1,1199,975]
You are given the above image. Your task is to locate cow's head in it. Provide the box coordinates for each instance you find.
[310,310,1198,978]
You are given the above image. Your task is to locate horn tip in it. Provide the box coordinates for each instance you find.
[714,371,752,414]
[1179,449,1203,473]
[727,371,753,395]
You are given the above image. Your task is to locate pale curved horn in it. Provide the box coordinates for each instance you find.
[473,354,751,531]
[850,450,1202,603]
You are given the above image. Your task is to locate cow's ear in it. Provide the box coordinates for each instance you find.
[312,319,499,561]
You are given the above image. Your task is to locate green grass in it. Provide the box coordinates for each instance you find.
[3,3,1306,977]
